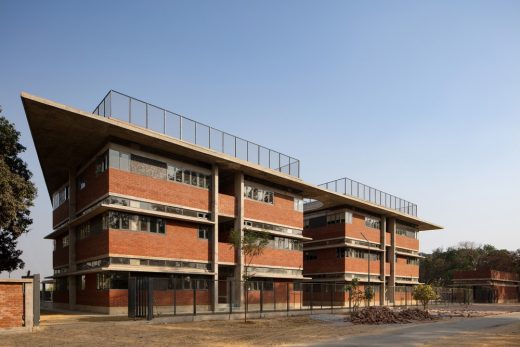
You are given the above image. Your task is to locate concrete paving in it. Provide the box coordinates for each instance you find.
[311,312,520,347]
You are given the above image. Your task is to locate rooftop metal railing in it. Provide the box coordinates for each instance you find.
[316,177,418,216]
[93,90,300,178]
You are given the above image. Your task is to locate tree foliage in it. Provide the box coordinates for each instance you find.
[230,228,269,280]
[420,242,520,286]
[0,112,37,273]
[412,284,438,310]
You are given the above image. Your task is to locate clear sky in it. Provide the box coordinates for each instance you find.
[1,0,519,278]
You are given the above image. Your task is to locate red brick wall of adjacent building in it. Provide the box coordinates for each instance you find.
[53,243,69,268]
[304,248,344,274]
[346,214,380,243]
[218,242,236,263]
[303,214,380,243]
[0,283,24,328]
[108,220,210,261]
[110,169,210,211]
[395,256,419,277]
[76,163,109,212]
[76,273,109,307]
[303,223,344,240]
[395,234,419,250]
[244,193,302,228]
[345,257,381,275]
[52,202,69,228]
[251,248,303,268]
[218,193,236,216]
[76,230,109,261]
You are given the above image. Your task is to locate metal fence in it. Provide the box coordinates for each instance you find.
[386,286,473,306]
[93,90,300,178]
[318,177,418,216]
[127,278,471,320]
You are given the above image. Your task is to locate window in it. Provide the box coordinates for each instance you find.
[62,235,69,248]
[304,219,310,229]
[198,226,210,240]
[109,149,130,171]
[244,185,274,204]
[265,234,303,251]
[104,211,165,234]
[96,272,128,290]
[338,247,380,260]
[78,275,86,290]
[77,177,86,190]
[53,240,56,251]
[294,198,304,212]
[95,151,109,174]
[396,224,418,239]
[365,216,381,229]
[406,257,419,266]
[52,185,69,209]
[304,251,317,261]
[327,212,345,225]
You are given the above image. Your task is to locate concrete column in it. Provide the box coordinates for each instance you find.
[379,217,387,306]
[388,217,397,304]
[68,169,77,307]
[233,172,244,306]
[24,279,34,331]
[211,165,219,310]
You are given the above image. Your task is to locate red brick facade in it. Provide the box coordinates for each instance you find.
[0,283,24,328]
[244,192,302,229]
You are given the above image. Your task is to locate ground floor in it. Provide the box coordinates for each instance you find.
[47,270,425,315]
[3,304,520,346]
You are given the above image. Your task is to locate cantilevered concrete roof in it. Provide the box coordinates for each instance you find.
[21,92,442,231]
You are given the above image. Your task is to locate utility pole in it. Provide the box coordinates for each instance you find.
[361,232,371,307]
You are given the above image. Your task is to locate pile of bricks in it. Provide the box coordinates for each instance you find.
[349,307,434,325]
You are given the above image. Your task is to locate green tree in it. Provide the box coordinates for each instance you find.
[412,284,438,310]
[0,111,37,273]
[230,228,269,322]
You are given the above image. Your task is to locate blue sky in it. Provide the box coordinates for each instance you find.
[1,0,519,277]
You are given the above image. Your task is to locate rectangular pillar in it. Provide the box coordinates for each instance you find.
[388,217,396,304]
[68,169,77,307]
[379,217,386,306]
[211,165,219,311]
[233,172,244,307]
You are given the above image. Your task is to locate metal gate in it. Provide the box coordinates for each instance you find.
[128,277,153,320]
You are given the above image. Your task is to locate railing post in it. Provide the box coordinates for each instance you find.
[179,116,183,140]
[193,286,197,316]
[229,280,233,314]
[310,283,314,313]
[145,104,149,129]
[273,282,276,311]
[260,282,263,314]
[129,97,132,123]
[147,278,153,321]
[163,109,166,134]
[330,283,334,314]
[173,278,177,316]
[286,283,289,316]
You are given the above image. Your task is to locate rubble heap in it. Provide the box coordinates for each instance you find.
[349,307,435,325]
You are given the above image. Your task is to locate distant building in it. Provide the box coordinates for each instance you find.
[453,269,520,303]
[22,90,441,313]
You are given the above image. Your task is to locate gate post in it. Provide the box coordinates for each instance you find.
[147,278,153,321]
[128,277,136,318]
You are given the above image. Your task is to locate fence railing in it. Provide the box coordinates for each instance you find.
[93,90,300,178]
[127,277,471,320]
[317,177,418,216]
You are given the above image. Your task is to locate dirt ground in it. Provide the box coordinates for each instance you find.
[1,305,520,346]
[427,321,520,347]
